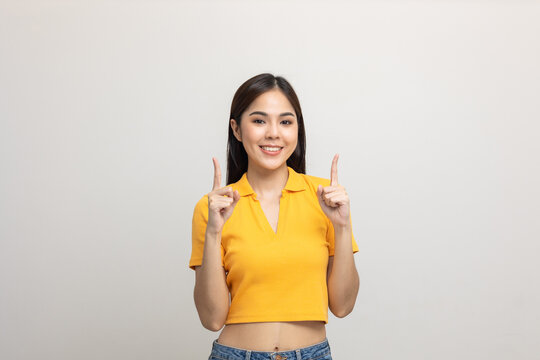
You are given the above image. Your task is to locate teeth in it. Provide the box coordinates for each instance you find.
[261,146,281,152]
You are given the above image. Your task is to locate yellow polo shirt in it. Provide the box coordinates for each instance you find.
[190,166,359,324]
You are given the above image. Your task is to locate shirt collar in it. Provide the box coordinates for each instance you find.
[234,166,307,197]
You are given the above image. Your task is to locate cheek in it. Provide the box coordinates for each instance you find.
[286,128,299,143]
[241,126,262,143]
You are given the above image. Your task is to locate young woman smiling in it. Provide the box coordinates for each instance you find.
[190,73,360,360]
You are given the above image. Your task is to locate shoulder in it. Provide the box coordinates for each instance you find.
[192,194,209,218]
[297,172,332,192]
[292,172,331,222]
[195,193,208,207]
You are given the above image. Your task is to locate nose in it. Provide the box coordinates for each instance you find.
[266,121,279,138]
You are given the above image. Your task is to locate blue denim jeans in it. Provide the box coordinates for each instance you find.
[208,337,332,360]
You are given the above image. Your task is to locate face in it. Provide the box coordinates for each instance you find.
[230,89,298,172]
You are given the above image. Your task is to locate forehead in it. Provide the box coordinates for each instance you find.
[245,89,295,114]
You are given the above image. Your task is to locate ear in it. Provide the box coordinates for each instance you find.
[230,118,242,142]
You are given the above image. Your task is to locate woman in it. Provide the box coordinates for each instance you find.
[190,73,359,360]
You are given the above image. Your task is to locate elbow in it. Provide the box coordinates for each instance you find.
[197,310,227,332]
[193,283,229,332]
[203,319,225,332]
[329,297,356,318]
[331,306,353,318]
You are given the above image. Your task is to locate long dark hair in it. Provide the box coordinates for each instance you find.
[226,73,306,185]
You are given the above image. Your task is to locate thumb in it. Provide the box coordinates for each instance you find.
[317,185,323,203]
[231,190,241,207]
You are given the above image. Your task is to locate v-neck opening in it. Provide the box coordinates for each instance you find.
[254,193,285,237]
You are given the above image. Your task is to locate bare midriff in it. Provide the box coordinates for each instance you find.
[217,321,326,352]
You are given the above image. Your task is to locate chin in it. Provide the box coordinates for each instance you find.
[254,160,287,171]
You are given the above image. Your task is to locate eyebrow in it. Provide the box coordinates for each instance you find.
[248,111,296,117]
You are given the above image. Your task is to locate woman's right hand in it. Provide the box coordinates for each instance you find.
[206,157,240,235]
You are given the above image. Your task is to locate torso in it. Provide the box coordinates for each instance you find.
[217,321,327,351]
[217,194,326,351]
[258,196,280,233]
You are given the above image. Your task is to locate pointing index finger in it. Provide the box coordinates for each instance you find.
[212,157,221,190]
[330,154,339,186]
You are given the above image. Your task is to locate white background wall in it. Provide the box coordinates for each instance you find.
[1,0,539,359]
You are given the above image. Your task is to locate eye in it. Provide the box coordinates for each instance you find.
[281,120,293,125]
[253,119,265,124]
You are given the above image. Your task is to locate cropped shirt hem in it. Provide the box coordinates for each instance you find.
[225,314,328,325]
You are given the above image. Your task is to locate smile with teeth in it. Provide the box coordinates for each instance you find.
[260,146,282,152]
[259,146,283,154]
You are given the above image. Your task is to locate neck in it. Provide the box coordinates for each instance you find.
[246,163,289,200]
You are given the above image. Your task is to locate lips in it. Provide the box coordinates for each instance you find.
[259,145,283,155]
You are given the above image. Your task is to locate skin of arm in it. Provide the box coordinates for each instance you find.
[326,223,360,318]
[193,229,230,331]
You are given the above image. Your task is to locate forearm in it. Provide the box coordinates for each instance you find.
[193,230,230,331]
[327,224,359,317]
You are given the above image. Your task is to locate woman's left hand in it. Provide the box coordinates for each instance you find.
[317,154,350,227]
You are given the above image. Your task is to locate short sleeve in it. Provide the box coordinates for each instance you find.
[326,212,359,256]
[189,195,225,271]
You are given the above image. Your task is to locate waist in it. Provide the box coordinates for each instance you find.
[211,336,331,360]
[217,320,326,351]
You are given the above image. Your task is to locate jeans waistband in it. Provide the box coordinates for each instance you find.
[210,337,331,360]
